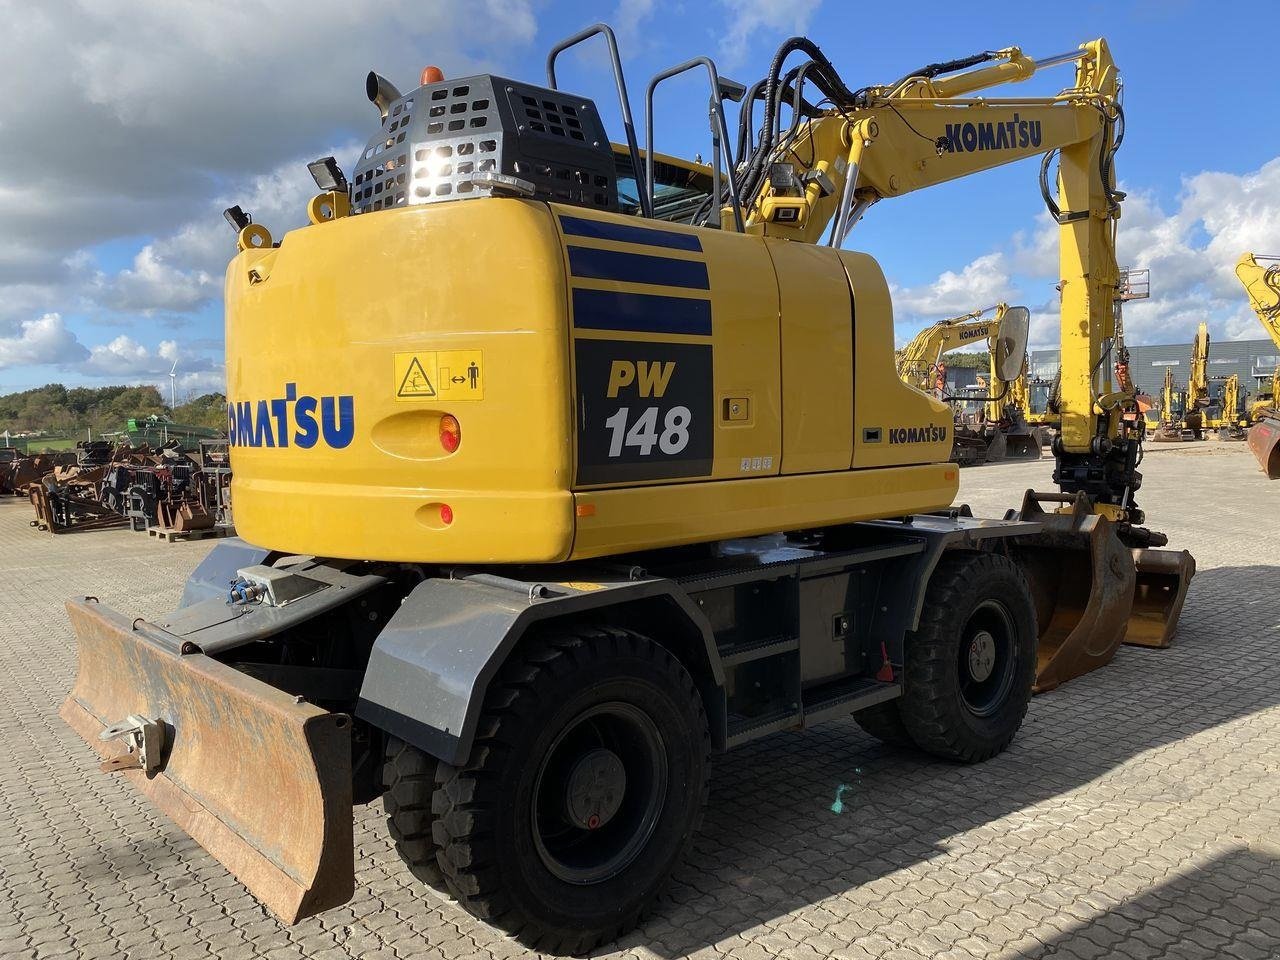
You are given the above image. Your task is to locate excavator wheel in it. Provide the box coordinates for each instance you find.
[382,735,447,889]
[427,625,709,954]
[891,551,1037,763]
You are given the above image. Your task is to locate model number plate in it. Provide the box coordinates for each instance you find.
[574,339,712,485]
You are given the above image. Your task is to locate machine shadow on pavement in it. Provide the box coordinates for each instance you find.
[600,563,1280,957]
[1010,847,1280,959]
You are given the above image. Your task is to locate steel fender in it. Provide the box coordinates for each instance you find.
[355,575,721,766]
[60,599,354,924]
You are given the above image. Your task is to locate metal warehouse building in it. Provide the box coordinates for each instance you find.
[1030,338,1280,397]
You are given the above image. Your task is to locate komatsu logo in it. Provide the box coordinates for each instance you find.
[958,326,990,342]
[889,424,949,445]
[227,383,355,449]
[943,115,1042,154]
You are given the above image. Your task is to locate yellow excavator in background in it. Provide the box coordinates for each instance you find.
[59,25,1195,951]
[1182,322,1211,439]
[986,357,1051,458]
[1235,253,1280,476]
[895,302,1041,463]
[1153,366,1184,441]
[1213,374,1248,440]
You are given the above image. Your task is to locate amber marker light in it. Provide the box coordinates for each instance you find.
[440,414,461,453]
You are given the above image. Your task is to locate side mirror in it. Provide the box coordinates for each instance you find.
[993,305,1030,382]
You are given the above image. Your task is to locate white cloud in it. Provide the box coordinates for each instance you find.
[100,245,215,314]
[897,156,1280,350]
[82,335,211,378]
[715,0,823,69]
[0,314,89,369]
[893,252,1013,319]
[0,0,537,345]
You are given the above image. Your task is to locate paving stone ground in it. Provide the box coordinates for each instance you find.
[1,440,1277,960]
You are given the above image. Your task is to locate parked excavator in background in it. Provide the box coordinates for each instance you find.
[1235,253,1280,476]
[1152,367,1185,441]
[1212,375,1248,440]
[896,302,1041,464]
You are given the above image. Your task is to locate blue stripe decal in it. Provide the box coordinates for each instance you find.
[567,246,709,289]
[572,288,712,336]
[559,215,702,252]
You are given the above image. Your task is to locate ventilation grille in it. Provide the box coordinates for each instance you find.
[349,74,615,215]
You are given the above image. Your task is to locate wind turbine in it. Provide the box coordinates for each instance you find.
[168,359,179,411]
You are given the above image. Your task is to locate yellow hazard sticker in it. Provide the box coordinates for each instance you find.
[394,350,484,401]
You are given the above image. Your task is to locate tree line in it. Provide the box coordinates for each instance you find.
[0,384,228,437]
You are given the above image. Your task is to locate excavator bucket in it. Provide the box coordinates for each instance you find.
[59,599,355,924]
[1123,548,1197,648]
[1003,433,1042,461]
[1248,413,1280,478]
[1012,492,1195,692]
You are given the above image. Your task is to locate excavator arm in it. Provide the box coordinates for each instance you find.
[735,40,1138,519]
[896,303,1010,393]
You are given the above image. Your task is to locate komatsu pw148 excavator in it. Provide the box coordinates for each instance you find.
[60,25,1195,952]
[896,302,1043,464]
[1235,253,1280,477]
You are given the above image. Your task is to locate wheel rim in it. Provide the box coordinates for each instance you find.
[532,701,668,885]
[957,599,1017,717]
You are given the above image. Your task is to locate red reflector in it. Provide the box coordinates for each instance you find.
[439,504,453,525]
[440,414,461,453]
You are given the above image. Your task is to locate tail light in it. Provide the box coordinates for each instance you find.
[440,414,461,453]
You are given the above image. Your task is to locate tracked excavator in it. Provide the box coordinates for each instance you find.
[896,302,1043,464]
[1235,253,1280,476]
[59,25,1195,952]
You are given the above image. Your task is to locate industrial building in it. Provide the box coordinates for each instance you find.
[1030,338,1280,397]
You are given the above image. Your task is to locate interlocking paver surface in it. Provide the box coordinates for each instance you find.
[1,440,1277,959]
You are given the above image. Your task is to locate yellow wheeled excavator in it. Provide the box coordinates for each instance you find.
[1235,253,1280,476]
[895,302,1041,464]
[59,24,1195,953]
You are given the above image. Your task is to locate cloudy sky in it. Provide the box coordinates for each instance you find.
[1,0,1277,400]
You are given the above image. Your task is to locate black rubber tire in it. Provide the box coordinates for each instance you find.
[383,735,447,889]
[431,626,710,955]
[896,551,1037,763]
[853,701,913,747]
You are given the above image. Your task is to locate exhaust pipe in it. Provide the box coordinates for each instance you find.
[366,71,402,121]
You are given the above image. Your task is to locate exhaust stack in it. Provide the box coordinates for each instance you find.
[365,72,402,121]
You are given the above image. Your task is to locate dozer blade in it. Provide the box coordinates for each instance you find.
[59,599,354,924]
[1248,413,1280,479]
[1123,547,1197,649]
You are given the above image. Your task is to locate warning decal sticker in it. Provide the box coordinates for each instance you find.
[393,351,484,401]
